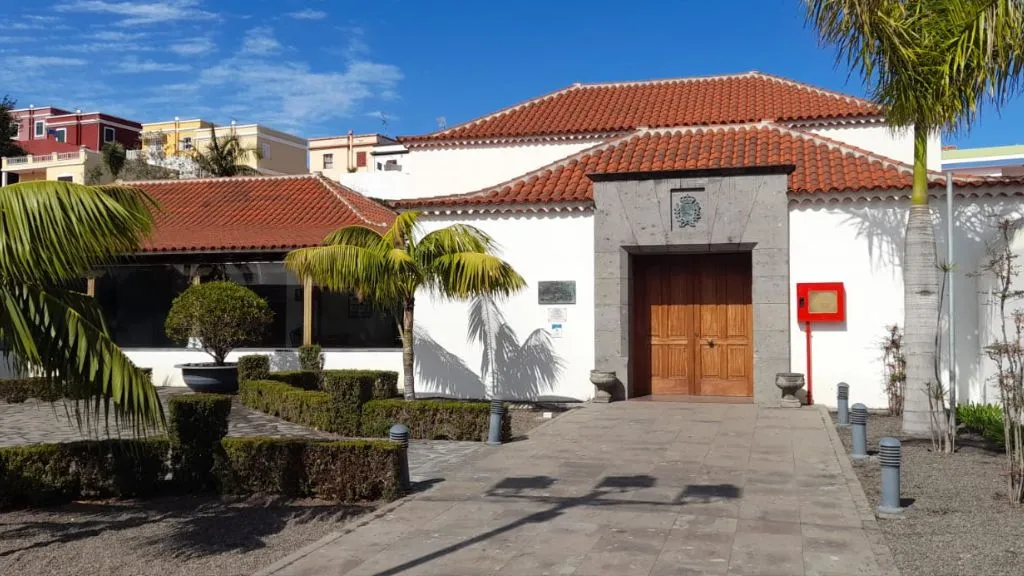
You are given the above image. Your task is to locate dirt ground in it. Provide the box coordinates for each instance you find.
[834,413,1024,576]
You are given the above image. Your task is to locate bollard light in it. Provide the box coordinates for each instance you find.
[487,399,504,446]
[877,437,904,516]
[850,403,868,461]
[837,382,850,428]
[389,423,411,490]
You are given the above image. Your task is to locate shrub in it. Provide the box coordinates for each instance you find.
[0,439,169,508]
[360,399,511,442]
[168,394,232,490]
[299,345,324,373]
[239,380,334,431]
[0,378,61,403]
[219,437,401,501]
[238,355,271,383]
[165,281,273,365]
[267,370,320,391]
[957,403,1007,447]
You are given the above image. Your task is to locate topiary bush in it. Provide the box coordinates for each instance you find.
[299,345,324,373]
[237,355,271,383]
[267,370,320,391]
[0,378,62,403]
[0,439,169,508]
[360,399,511,442]
[219,437,401,501]
[168,394,232,490]
[239,380,334,431]
[165,281,273,365]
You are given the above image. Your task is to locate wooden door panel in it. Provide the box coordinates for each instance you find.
[694,253,752,397]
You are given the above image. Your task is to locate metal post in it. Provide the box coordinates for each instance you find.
[877,437,904,516]
[946,173,957,428]
[850,403,869,461]
[837,382,850,428]
[487,399,504,446]
[389,424,410,491]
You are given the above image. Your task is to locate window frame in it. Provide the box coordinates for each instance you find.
[34,121,45,137]
[356,150,367,167]
[103,126,116,143]
[52,128,66,143]
[56,175,74,182]
[323,153,334,169]
[260,142,271,160]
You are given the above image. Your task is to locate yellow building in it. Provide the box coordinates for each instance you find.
[0,145,108,186]
[140,118,308,175]
[308,133,401,181]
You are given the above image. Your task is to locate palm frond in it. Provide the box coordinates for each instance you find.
[415,224,497,268]
[190,126,263,177]
[323,225,388,248]
[381,211,422,251]
[285,243,408,308]
[0,281,164,432]
[427,252,526,300]
[0,181,153,284]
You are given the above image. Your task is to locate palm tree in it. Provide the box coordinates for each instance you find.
[190,126,263,177]
[102,142,127,180]
[805,0,1024,435]
[0,181,163,431]
[285,212,525,399]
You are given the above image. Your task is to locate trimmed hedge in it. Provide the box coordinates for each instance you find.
[239,380,334,431]
[238,355,271,383]
[320,370,401,436]
[168,394,232,490]
[219,437,401,501]
[266,370,320,391]
[0,439,169,508]
[299,345,324,373]
[361,399,511,442]
[0,378,61,403]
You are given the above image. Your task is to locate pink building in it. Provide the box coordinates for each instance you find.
[10,105,142,152]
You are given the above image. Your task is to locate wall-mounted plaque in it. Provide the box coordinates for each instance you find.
[538,281,576,305]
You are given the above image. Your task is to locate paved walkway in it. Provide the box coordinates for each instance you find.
[0,389,484,482]
[258,402,898,576]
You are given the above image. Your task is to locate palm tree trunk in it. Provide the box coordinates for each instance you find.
[401,298,415,400]
[903,123,939,436]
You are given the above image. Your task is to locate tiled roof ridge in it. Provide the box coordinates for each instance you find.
[312,172,395,229]
[120,172,318,186]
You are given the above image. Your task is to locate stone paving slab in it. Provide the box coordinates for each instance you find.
[258,401,900,576]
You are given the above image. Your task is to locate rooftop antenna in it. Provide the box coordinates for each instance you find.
[436,116,447,130]
[378,112,389,135]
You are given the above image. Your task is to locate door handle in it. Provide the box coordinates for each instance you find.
[706,338,716,348]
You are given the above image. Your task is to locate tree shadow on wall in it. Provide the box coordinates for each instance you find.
[414,297,565,400]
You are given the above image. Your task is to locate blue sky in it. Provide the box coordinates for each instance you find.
[3,0,1022,147]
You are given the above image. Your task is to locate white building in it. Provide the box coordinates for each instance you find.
[97,71,1024,410]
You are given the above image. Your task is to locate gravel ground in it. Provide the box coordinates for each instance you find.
[0,495,373,576]
[833,413,1024,576]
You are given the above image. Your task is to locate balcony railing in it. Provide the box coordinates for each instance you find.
[1,147,90,170]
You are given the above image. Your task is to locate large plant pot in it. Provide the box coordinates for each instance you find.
[590,370,618,403]
[775,372,805,408]
[177,363,239,394]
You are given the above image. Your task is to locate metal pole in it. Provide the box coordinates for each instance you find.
[946,173,956,429]
[877,437,904,516]
[850,403,869,461]
[837,382,850,428]
[487,399,504,446]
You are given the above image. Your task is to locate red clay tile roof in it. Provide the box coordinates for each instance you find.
[16,138,82,156]
[392,123,943,210]
[127,173,395,253]
[401,72,881,144]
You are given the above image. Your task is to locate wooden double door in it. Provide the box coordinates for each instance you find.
[632,253,753,397]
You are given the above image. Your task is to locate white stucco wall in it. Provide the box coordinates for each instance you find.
[125,349,402,388]
[790,193,1024,410]
[805,124,942,171]
[338,140,597,200]
[411,211,595,401]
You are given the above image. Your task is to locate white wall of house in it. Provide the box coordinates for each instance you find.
[804,124,943,170]
[125,348,402,388]
[789,192,1024,411]
[412,211,595,401]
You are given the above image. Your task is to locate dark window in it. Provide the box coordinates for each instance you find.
[95,265,191,348]
[323,153,333,169]
[56,176,73,182]
[314,289,400,348]
[356,151,367,167]
[103,126,115,143]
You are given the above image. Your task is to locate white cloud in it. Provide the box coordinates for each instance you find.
[241,27,280,55]
[169,37,216,56]
[6,56,87,67]
[115,56,191,73]
[54,0,216,27]
[197,56,402,130]
[89,30,147,41]
[288,9,327,20]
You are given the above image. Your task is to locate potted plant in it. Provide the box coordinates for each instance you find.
[165,281,273,393]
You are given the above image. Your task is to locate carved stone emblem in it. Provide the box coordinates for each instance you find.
[673,194,702,228]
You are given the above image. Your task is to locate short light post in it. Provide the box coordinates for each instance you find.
[837,382,850,428]
[487,399,504,446]
[389,424,410,491]
[850,403,869,461]
[877,437,904,516]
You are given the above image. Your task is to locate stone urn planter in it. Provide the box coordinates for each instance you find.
[775,372,806,408]
[176,363,239,394]
[590,370,618,403]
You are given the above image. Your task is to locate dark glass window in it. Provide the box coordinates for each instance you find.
[314,289,400,348]
[199,262,300,348]
[95,265,191,348]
